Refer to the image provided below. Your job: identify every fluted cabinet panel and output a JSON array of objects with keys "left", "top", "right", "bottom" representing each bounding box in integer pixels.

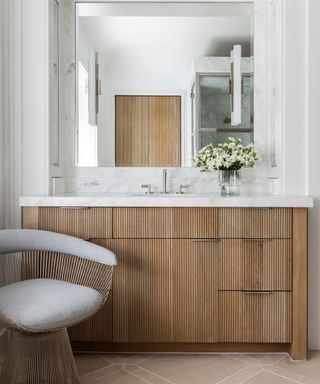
[
  {"left": 113, "top": 208, "right": 169, "bottom": 238},
  {"left": 95, "top": 239, "right": 172, "bottom": 342},
  {"left": 219, "top": 291, "right": 292, "bottom": 343},
  {"left": 38, "top": 207, "right": 112, "bottom": 239},
  {"left": 171, "top": 240, "right": 219, "bottom": 342},
  {"left": 219, "top": 239, "right": 292, "bottom": 291},
  {"left": 170, "top": 208, "right": 218, "bottom": 238},
  {"left": 113, "top": 208, "right": 218, "bottom": 239},
  {"left": 219, "top": 208, "right": 292, "bottom": 238}
]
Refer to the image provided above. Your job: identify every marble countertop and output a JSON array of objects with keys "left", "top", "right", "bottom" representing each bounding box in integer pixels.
[{"left": 19, "top": 193, "right": 314, "bottom": 208}]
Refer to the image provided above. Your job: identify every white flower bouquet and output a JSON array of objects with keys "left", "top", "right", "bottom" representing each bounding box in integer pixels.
[{"left": 193, "top": 137, "right": 260, "bottom": 172}]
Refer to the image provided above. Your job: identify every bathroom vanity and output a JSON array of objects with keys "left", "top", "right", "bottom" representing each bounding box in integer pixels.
[{"left": 20, "top": 194, "right": 313, "bottom": 360}]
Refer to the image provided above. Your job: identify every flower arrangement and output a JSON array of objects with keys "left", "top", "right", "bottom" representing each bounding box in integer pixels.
[{"left": 193, "top": 137, "right": 260, "bottom": 172}]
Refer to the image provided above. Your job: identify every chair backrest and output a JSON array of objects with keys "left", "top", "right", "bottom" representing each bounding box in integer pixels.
[
  {"left": 0, "top": 229, "right": 117, "bottom": 301},
  {"left": 0, "top": 229, "right": 117, "bottom": 266}
]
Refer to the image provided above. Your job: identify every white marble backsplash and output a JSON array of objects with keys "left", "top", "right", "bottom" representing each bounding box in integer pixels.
[{"left": 59, "top": 167, "right": 275, "bottom": 195}]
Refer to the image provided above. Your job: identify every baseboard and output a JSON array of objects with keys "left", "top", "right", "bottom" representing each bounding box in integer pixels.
[{"left": 71, "top": 342, "right": 290, "bottom": 354}]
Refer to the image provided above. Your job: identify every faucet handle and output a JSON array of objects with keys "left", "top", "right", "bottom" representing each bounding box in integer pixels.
[
  {"left": 176, "top": 184, "right": 190, "bottom": 194},
  {"left": 141, "top": 184, "right": 153, "bottom": 195}
]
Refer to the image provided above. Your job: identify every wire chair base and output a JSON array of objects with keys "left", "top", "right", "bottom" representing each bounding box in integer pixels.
[{"left": 0, "top": 328, "right": 79, "bottom": 384}]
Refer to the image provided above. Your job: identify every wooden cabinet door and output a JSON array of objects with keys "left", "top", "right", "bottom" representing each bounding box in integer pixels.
[
  {"left": 148, "top": 96, "right": 181, "bottom": 167},
  {"left": 115, "top": 95, "right": 181, "bottom": 167},
  {"left": 97, "top": 239, "right": 172, "bottom": 343},
  {"left": 37, "top": 207, "right": 112, "bottom": 239},
  {"left": 219, "top": 291, "right": 292, "bottom": 343},
  {"left": 218, "top": 239, "right": 292, "bottom": 291},
  {"left": 115, "top": 96, "right": 149, "bottom": 166},
  {"left": 171, "top": 240, "right": 219, "bottom": 342},
  {"left": 94, "top": 238, "right": 219, "bottom": 344}
]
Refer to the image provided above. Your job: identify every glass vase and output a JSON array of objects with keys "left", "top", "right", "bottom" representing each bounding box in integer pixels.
[{"left": 219, "top": 170, "right": 241, "bottom": 196}]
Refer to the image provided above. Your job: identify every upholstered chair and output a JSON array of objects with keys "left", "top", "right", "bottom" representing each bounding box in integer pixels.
[{"left": 0, "top": 229, "right": 117, "bottom": 384}]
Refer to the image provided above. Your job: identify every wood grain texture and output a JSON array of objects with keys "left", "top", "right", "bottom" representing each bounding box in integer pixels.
[
  {"left": 219, "top": 291, "right": 292, "bottom": 343},
  {"left": 219, "top": 239, "right": 292, "bottom": 291},
  {"left": 113, "top": 208, "right": 218, "bottom": 239},
  {"left": 289, "top": 208, "right": 308, "bottom": 360},
  {"left": 113, "top": 208, "right": 169, "bottom": 238},
  {"left": 38, "top": 207, "right": 112, "bottom": 239},
  {"left": 171, "top": 240, "right": 219, "bottom": 342},
  {"left": 95, "top": 239, "right": 172, "bottom": 343},
  {"left": 95, "top": 239, "right": 219, "bottom": 343},
  {"left": 22, "top": 207, "right": 39, "bottom": 229},
  {"left": 148, "top": 96, "right": 181, "bottom": 167},
  {"left": 115, "top": 96, "right": 149, "bottom": 166},
  {"left": 219, "top": 208, "right": 292, "bottom": 238},
  {"left": 170, "top": 208, "right": 218, "bottom": 238}
]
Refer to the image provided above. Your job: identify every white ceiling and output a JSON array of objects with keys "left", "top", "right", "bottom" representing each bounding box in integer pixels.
[
  {"left": 79, "top": 16, "right": 252, "bottom": 61},
  {"left": 78, "top": 3, "right": 254, "bottom": 17}
]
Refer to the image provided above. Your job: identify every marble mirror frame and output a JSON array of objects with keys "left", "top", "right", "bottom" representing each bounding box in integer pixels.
[{"left": 51, "top": 0, "right": 284, "bottom": 193}]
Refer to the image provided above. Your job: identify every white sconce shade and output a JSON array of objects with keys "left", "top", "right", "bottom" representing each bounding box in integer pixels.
[
  {"left": 88, "top": 47, "right": 98, "bottom": 126},
  {"left": 230, "top": 45, "right": 242, "bottom": 126}
]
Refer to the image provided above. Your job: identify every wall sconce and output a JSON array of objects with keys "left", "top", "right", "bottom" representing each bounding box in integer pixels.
[
  {"left": 88, "top": 47, "right": 101, "bottom": 126},
  {"left": 230, "top": 45, "right": 242, "bottom": 126}
]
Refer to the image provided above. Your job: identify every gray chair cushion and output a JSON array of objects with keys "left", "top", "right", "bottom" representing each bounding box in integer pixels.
[{"left": 0, "top": 279, "right": 103, "bottom": 332}]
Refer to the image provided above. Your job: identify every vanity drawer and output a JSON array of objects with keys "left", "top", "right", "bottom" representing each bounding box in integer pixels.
[
  {"left": 113, "top": 208, "right": 219, "bottom": 239},
  {"left": 219, "top": 239, "right": 292, "bottom": 291},
  {"left": 113, "top": 208, "right": 169, "bottom": 238},
  {"left": 219, "top": 208, "right": 292, "bottom": 238},
  {"left": 38, "top": 207, "right": 113, "bottom": 239},
  {"left": 219, "top": 291, "right": 292, "bottom": 343},
  {"left": 170, "top": 208, "right": 219, "bottom": 238}
]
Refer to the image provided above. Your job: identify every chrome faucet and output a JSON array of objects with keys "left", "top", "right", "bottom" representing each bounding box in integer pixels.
[{"left": 162, "top": 169, "right": 169, "bottom": 194}]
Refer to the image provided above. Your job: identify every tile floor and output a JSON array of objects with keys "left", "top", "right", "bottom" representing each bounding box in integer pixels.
[{"left": 75, "top": 352, "right": 320, "bottom": 384}]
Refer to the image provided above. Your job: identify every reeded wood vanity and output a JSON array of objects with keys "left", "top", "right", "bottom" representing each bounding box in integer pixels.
[{"left": 21, "top": 198, "right": 311, "bottom": 360}]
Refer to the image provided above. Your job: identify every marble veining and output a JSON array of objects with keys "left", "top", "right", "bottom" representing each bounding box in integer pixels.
[{"left": 19, "top": 194, "right": 313, "bottom": 208}]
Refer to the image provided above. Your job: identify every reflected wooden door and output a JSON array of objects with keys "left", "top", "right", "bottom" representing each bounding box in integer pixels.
[{"left": 115, "top": 95, "right": 181, "bottom": 167}]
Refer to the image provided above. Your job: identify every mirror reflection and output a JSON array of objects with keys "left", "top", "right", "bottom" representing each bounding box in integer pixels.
[{"left": 76, "top": 2, "right": 254, "bottom": 167}]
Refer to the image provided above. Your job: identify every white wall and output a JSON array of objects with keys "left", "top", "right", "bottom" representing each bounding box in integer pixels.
[
  {"left": 283, "top": 0, "right": 308, "bottom": 195},
  {"left": 0, "top": 0, "right": 22, "bottom": 229},
  {"left": 21, "top": 0, "right": 50, "bottom": 196},
  {"left": 0, "top": 0, "right": 6, "bottom": 229}
]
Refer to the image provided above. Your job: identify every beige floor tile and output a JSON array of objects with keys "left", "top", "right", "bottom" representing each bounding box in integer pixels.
[
  {"left": 80, "top": 364, "right": 123, "bottom": 384},
  {"left": 243, "top": 371, "right": 300, "bottom": 384},
  {"left": 216, "top": 365, "right": 263, "bottom": 384},
  {"left": 124, "top": 354, "right": 158, "bottom": 366},
  {"left": 246, "top": 354, "right": 289, "bottom": 366},
  {"left": 75, "top": 354, "right": 111, "bottom": 377},
  {"left": 81, "top": 366, "right": 151, "bottom": 384},
  {"left": 265, "top": 365, "right": 320, "bottom": 384},
  {"left": 139, "top": 354, "right": 246, "bottom": 384},
  {"left": 273, "top": 351, "right": 320, "bottom": 383},
  {"left": 124, "top": 365, "right": 175, "bottom": 384},
  {"left": 98, "top": 353, "right": 136, "bottom": 365}
]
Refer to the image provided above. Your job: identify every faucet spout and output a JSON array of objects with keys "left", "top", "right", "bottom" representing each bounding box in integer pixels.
[{"left": 162, "top": 169, "right": 168, "bottom": 194}]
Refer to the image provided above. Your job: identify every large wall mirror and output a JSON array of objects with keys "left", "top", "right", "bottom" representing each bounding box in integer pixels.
[{"left": 76, "top": 2, "right": 254, "bottom": 168}]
